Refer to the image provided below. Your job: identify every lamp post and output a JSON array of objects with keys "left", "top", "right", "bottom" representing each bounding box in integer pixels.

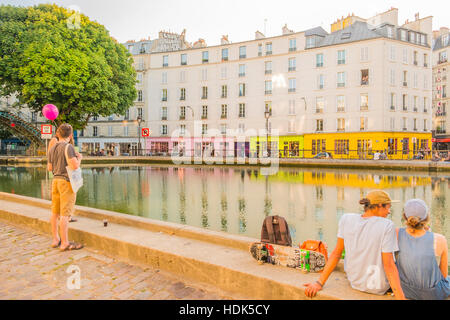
[
  {"left": 136, "top": 115, "right": 142, "bottom": 156},
  {"left": 264, "top": 110, "right": 271, "bottom": 157}
]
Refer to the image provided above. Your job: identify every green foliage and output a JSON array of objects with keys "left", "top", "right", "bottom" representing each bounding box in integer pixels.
[{"left": 0, "top": 4, "right": 137, "bottom": 129}]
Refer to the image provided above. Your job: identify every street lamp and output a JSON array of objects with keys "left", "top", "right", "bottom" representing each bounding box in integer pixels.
[
  {"left": 264, "top": 110, "right": 271, "bottom": 157},
  {"left": 136, "top": 115, "right": 143, "bottom": 156}
]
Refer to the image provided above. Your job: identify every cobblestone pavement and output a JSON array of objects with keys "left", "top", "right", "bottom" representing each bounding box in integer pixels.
[{"left": 0, "top": 220, "right": 236, "bottom": 300}]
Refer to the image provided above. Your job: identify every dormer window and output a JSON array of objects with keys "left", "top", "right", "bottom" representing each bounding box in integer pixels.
[{"left": 387, "top": 26, "right": 393, "bottom": 39}]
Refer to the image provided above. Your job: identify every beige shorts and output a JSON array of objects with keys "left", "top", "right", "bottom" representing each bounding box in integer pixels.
[{"left": 51, "top": 179, "right": 76, "bottom": 217}]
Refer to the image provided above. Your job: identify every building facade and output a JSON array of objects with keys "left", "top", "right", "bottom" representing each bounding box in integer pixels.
[
  {"left": 432, "top": 27, "right": 450, "bottom": 150},
  {"left": 143, "top": 8, "right": 432, "bottom": 159}
]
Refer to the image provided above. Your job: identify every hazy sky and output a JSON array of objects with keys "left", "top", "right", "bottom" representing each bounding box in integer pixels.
[{"left": 1, "top": 0, "right": 449, "bottom": 45}]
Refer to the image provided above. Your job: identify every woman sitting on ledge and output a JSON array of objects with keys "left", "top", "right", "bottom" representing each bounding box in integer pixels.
[{"left": 395, "top": 199, "right": 449, "bottom": 300}]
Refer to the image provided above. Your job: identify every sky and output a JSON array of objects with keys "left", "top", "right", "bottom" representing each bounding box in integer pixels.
[{"left": 1, "top": 0, "right": 449, "bottom": 45}]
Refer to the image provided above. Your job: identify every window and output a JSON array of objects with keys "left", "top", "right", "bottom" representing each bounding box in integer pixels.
[
  {"left": 360, "top": 47, "right": 368, "bottom": 61},
  {"left": 221, "top": 85, "right": 227, "bottom": 98},
  {"left": 288, "top": 57, "right": 296, "bottom": 71},
  {"left": 265, "top": 80, "right": 272, "bottom": 94},
  {"left": 239, "top": 64, "right": 246, "bottom": 77},
  {"left": 337, "top": 50, "right": 346, "bottom": 64},
  {"left": 402, "top": 94, "right": 408, "bottom": 111},
  {"left": 239, "top": 83, "right": 246, "bottom": 97},
  {"left": 390, "top": 93, "right": 396, "bottom": 110},
  {"left": 161, "top": 89, "right": 168, "bottom": 101},
  {"left": 202, "top": 124, "right": 208, "bottom": 135},
  {"left": 316, "top": 119, "right": 323, "bottom": 132},
  {"left": 180, "top": 124, "right": 186, "bottom": 136},
  {"left": 413, "top": 72, "right": 418, "bottom": 88},
  {"left": 402, "top": 48, "right": 408, "bottom": 64},
  {"left": 180, "top": 88, "right": 186, "bottom": 100},
  {"left": 220, "top": 124, "right": 227, "bottom": 135},
  {"left": 161, "top": 106, "right": 167, "bottom": 120},
  {"left": 31, "top": 112, "right": 37, "bottom": 122},
  {"left": 390, "top": 69, "right": 395, "bottom": 85},
  {"left": 222, "top": 48, "right": 228, "bottom": 61},
  {"left": 400, "top": 30, "right": 407, "bottom": 41},
  {"left": 361, "top": 69, "right": 369, "bottom": 85},
  {"left": 424, "top": 119, "right": 427, "bottom": 131},
  {"left": 360, "top": 94, "right": 369, "bottom": 111},
  {"left": 312, "top": 139, "right": 326, "bottom": 155},
  {"left": 266, "top": 43, "right": 272, "bottom": 55},
  {"left": 161, "top": 125, "right": 168, "bottom": 135},
  {"left": 336, "top": 95, "right": 345, "bottom": 112},
  {"left": 93, "top": 126, "right": 98, "bottom": 137},
  {"left": 288, "top": 78, "right": 296, "bottom": 93},
  {"left": 423, "top": 97, "right": 428, "bottom": 112},
  {"left": 239, "top": 103, "right": 246, "bottom": 118},
  {"left": 413, "top": 118, "right": 418, "bottom": 131},
  {"left": 124, "top": 126, "right": 129, "bottom": 137},
  {"left": 258, "top": 44, "right": 262, "bottom": 56},
  {"left": 221, "top": 104, "right": 227, "bottom": 119},
  {"left": 289, "top": 39, "right": 297, "bottom": 51},
  {"left": 316, "top": 97, "right": 324, "bottom": 113},
  {"left": 390, "top": 46, "right": 396, "bottom": 61},
  {"left": 316, "top": 53, "right": 324, "bottom": 67},
  {"left": 288, "top": 100, "right": 296, "bottom": 115},
  {"left": 443, "top": 85, "right": 447, "bottom": 98},
  {"left": 180, "top": 106, "right": 186, "bottom": 119},
  {"left": 403, "top": 71, "right": 408, "bottom": 86},
  {"left": 423, "top": 53, "right": 428, "bottom": 67},
  {"left": 163, "top": 55, "right": 168, "bottom": 67},
  {"left": 162, "top": 72, "right": 167, "bottom": 84},
  {"left": 239, "top": 46, "right": 246, "bottom": 59},
  {"left": 221, "top": 67, "right": 227, "bottom": 79},
  {"left": 337, "top": 72, "right": 346, "bottom": 87},
  {"left": 306, "top": 36, "right": 316, "bottom": 49},
  {"left": 413, "top": 96, "right": 418, "bottom": 112},
  {"left": 337, "top": 118, "right": 345, "bottom": 131},
  {"left": 124, "top": 109, "right": 130, "bottom": 120},
  {"left": 137, "top": 90, "right": 143, "bottom": 102},
  {"left": 202, "top": 105, "right": 208, "bottom": 119},
  {"left": 413, "top": 51, "right": 418, "bottom": 65},
  {"left": 202, "top": 51, "right": 209, "bottom": 63},
  {"left": 387, "top": 26, "right": 393, "bottom": 39},
  {"left": 318, "top": 74, "right": 325, "bottom": 89},
  {"left": 181, "top": 54, "right": 187, "bottom": 65},
  {"left": 238, "top": 123, "right": 245, "bottom": 134},
  {"left": 179, "top": 71, "right": 186, "bottom": 82},
  {"left": 439, "top": 51, "right": 447, "bottom": 64},
  {"left": 137, "top": 73, "right": 143, "bottom": 85},
  {"left": 442, "top": 34, "right": 448, "bottom": 47},
  {"left": 335, "top": 140, "right": 349, "bottom": 155},
  {"left": 265, "top": 61, "right": 272, "bottom": 74},
  {"left": 201, "top": 69, "right": 207, "bottom": 81},
  {"left": 360, "top": 117, "right": 368, "bottom": 131},
  {"left": 138, "top": 107, "right": 143, "bottom": 118},
  {"left": 202, "top": 86, "right": 208, "bottom": 99},
  {"left": 390, "top": 118, "right": 395, "bottom": 131}
]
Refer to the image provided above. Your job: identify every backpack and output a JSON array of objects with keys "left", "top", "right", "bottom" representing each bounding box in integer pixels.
[
  {"left": 299, "top": 240, "right": 329, "bottom": 261},
  {"left": 261, "top": 215, "right": 292, "bottom": 247}
]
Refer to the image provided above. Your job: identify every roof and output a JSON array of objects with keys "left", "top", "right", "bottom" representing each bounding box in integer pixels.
[
  {"left": 304, "top": 26, "right": 328, "bottom": 37},
  {"left": 123, "top": 40, "right": 154, "bottom": 55},
  {"left": 432, "top": 33, "right": 450, "bottom": 51},
  {"left": 314, "top": 21, "right": 383, "bottom": 47}
]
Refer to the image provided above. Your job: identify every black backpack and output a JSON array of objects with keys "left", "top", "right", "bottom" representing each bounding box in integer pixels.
[{"left": 260, "top": 215, "right": 292, "bottom": 247}]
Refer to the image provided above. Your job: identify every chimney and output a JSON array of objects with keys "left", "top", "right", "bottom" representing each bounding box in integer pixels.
[
  {"left": 415, "top": 13, "right": 419, "bottom": 21},
  {"left": 221, "top": 35, "right": 229, "bottom": 45}
]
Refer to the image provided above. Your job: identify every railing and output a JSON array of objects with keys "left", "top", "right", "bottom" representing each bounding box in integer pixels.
[{"left": 117, "top": 148, "right": 437, "bottom": 161}]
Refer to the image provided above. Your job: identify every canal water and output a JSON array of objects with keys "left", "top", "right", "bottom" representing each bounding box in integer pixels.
[{"left": 0, "top": 165, "right": 448, "bottom": 260}]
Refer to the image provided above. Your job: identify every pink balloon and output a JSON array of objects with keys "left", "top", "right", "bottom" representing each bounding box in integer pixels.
[{"left": 42, "top": 104, "right": 59, "bottom": 121}]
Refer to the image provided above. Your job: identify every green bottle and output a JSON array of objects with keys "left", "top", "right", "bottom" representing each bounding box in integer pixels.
[{"left": 341, "top": 249, "right": 346, "bottom": 260}]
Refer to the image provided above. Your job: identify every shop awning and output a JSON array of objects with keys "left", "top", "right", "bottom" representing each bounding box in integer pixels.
[{"left": 432, "top": 138, "right": 450, "bottom": 143}]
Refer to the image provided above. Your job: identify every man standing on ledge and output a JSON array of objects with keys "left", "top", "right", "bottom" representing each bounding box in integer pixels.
[{"left": 47, "top": 123, "right": 83, "bottom": 251}]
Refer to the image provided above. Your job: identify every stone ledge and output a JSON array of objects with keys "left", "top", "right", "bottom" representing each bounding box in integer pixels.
[{"left": 0, "top": 192, "right": 393, "bottom": 300}]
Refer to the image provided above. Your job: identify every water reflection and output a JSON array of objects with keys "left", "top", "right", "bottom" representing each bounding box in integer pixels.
[{"left": 0, "top": 165, "right": 448, "bottom": 260}]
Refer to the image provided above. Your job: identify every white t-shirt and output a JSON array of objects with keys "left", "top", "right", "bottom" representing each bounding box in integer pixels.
[{"left": 337, "top": 214, "right": 399, "bottom": 295}]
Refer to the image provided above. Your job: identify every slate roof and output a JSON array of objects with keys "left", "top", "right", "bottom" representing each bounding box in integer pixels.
[
  {"left": 432, "top": 33, "right": 450, "bottom": 51},
  {"left": 314, "top": 21, "right": 383, "bottom": 48},
  {"left": 123, "top": 40, "right": 154, "bottom": 55}
]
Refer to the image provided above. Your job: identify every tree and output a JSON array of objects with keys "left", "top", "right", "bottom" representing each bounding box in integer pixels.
[{"left": 0, "top": 4, "right": 137, "bottom": 130}]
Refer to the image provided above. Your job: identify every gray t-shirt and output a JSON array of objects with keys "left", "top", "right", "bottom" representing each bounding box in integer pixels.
[
  {"left": 337, "top": 213, "right": 399, "bottom": 295},
  {"left": 48, "top": 142, "right": 77, "bottom": 182}
]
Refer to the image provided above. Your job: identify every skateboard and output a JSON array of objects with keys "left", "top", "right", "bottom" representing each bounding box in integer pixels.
[{"left": 250, "top": 242, "right": 326, "bottom": 273}]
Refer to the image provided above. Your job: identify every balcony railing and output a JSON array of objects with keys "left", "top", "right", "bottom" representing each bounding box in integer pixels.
[
  {"left": 265, "top": 70, "right": 272, "bottom": 75},
  {"left": 180, "top": 96, "right": 185, "bottom": 101},
  {"left": 222, "top": 57, "right": 228, "bottom": 62},
  {"left": 266, "top": 51, "right": 272, "bottom": 55},
  {"left": 239, "top": 73, "right": 245, "bottom": 77},
  {"left": 402, "top": 106, "right": 408, "bottom": 111},
  {"left": 201, "top": 95, "right": 208, "bottom": 100},
  {"left": 288, "top": 88, "right": 296, "bottom": 93},
  {"left": 239, "top": 55, "right": 246, "bottom": 59},
  {"left": 403, "top": 81, "right": 408, "bottom": 87},
  {"left": 179, "top": 115, "right": 185, "bottom": 120},
  {"left": 201, "top": 115, "right": 208, "bottom": 120},
  {"left": 316, "top": 109, "right": 323, "bottom": 114},
  {"left": 289, "top": 47, "right": 297, "bottom": 52},
  {"left": 288, "top": 67, "right": 296, "bottom": 72},
  {"left": 265, "top": 90, "right": 272, "bottom": 95},
  {"left": 161, "top": 116, "right": 167, "bottom": 121},
  {"left": 221, "top": 114, "right": 227, "bottom": 119},
  {"left": 413, "top": 107, "right": 418, "bottom": 112},
  {"left": 390, "top": 106, "right": 395, "bottom": 111},
  {"left": 161, "top": 97, "right": 167, "bottom": 102},
  {"left": 360, "top": 105, "right": 369, "bottom": 111}
]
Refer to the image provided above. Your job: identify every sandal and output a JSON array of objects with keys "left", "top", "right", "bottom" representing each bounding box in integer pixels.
[
  {"left": 60, "top": 242, "right": 84, "bottom": 251},
  {"left": 51, "top": 240, "right": 61, "bottom": 248}
]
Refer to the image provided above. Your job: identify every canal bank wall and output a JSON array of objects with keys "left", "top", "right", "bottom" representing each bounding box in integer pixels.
[
  {"left": 0, "top": 192, "right": 393, "bottom": 300},
  {"left": 1, "top": 155, "right": 450, "bottom": 172}
]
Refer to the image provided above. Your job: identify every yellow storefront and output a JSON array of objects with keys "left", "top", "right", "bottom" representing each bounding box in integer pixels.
[{"left": 303, "top": 132, "right": 432, "bottom": 160}]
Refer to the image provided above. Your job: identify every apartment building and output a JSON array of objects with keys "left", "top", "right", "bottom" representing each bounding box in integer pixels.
[
  {"left": 144, "top": 8, "right": 432, "bottom": 159},
  {"left": 432, "top": 27, "right": 450, "bottom": 150}
]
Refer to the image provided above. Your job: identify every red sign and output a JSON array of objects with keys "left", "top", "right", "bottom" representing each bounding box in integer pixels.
[
  {"left": 141, "top": 128, "right": 150, "bottom": 137},
  {"left": 41, "top": 124, "right": 52, "bottom": 134}
]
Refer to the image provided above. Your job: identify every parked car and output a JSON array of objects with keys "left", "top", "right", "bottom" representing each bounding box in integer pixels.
[{"left": 313, "top": 152, "right": 333, "bottom": 159}]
